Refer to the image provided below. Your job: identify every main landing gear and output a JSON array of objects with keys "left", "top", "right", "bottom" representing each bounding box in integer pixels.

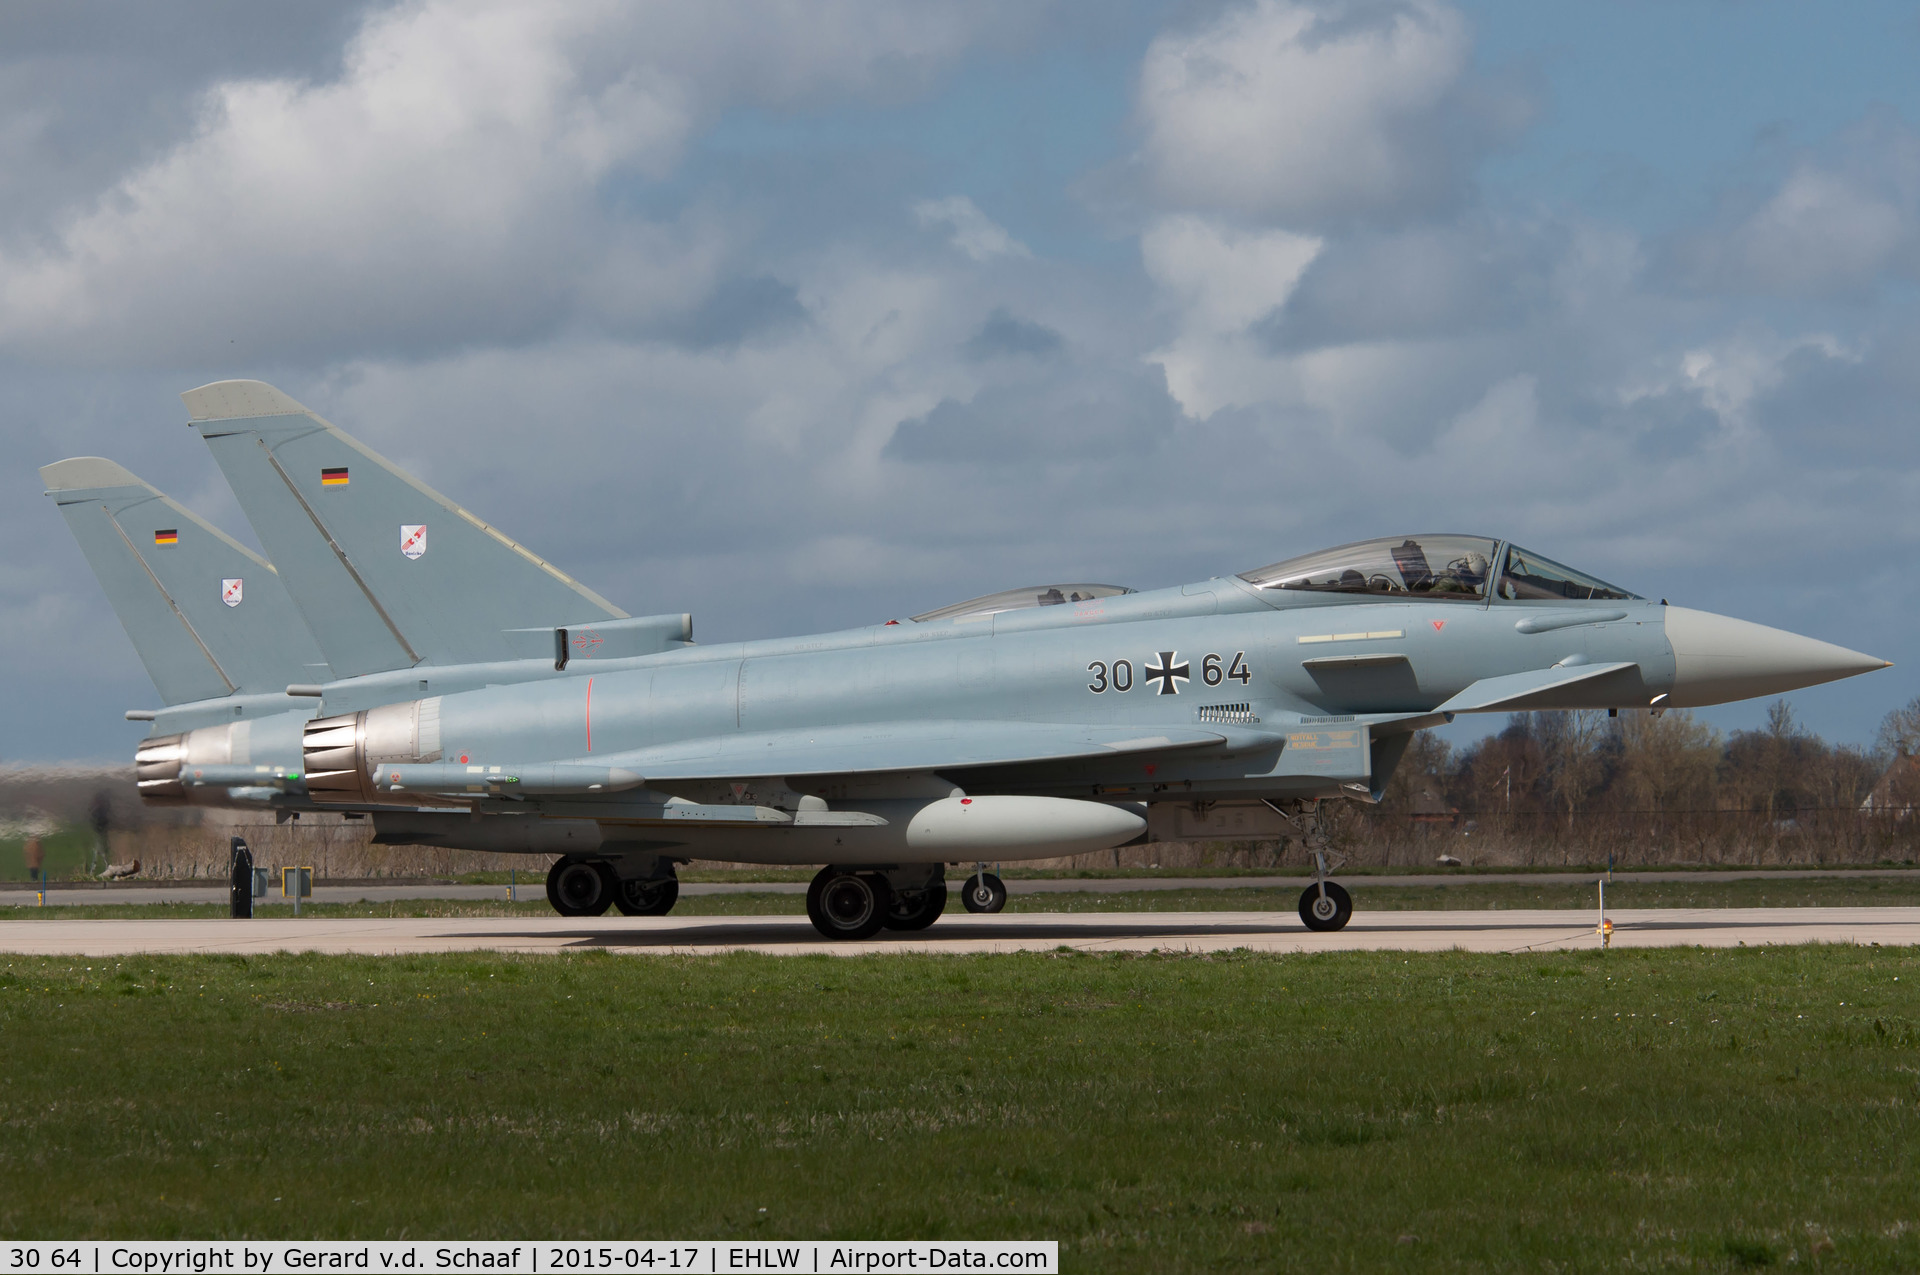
[
  {"left": 805, "top": 866, "right": 950, "bottom": 939},
  {"left": 545, "top": 856, "right": 679, "bottom": 918}
]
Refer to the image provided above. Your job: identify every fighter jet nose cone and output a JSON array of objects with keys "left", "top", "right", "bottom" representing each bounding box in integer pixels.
[{"left": 1664, "top": 606, "right": 1891, "bottom": 708}]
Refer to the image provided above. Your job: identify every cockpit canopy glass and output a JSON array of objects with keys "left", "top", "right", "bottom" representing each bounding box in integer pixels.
[
  {"left": 1498, "top": 545, "right": 1639, "bottom": 601},
  {"left": 1239, "top": 535, "right": 1498, "bottom": 600},
  {"left": 911, "top": 583, "right": 1135, "bottom": 624}
]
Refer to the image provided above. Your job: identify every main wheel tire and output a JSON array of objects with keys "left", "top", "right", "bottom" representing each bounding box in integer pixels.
[
  {"left": 961, "top": 871, "right": 1007, "bottom": 914},
  {"left": 547, "top": 857, "right": 614, "bottom": 917},
  {"left": 805, "top": 869, "right": 892, "bottom": 940},
  {"left": 612, "top": 874, "right": 679, "bottom": 917},
  {"left": 1298, "top": 881, "right": 1353, "bottom": 932},
  {"left": 883, "top": 881, "right": 948, "bottom": 931}
]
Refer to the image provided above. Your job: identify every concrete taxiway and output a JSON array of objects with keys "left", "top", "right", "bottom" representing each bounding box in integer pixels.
[
  {"left": 0, "top": 907, "right": 1915, "bottom": 957},
  {"left": 4, "top": 867, "right": 1914, "bottom": 908}
]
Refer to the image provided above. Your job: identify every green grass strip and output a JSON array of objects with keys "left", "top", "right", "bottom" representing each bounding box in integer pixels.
[{"left": 0, "top": 947, "right": 1916, "bottom": 1270}]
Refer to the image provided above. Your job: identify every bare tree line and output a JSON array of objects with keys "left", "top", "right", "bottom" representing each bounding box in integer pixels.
[{"left": 1337, "top": 697, "right": 1920, "bottom": 869}]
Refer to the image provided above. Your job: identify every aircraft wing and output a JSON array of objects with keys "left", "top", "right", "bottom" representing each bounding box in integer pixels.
[
  {"left": 1435, "top": 662, "right": 1639, "bottom": 714},
  {"left": 602, "top": 720, "right": 1230, "bottom": 781}
]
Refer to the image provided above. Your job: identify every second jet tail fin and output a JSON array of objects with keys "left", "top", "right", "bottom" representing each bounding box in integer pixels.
[
  {"left": 41, "top": 457, "right": 332, "bottom": 704},
  {"left": 183, "top": 381, "right": 627, "bottom": 679}
]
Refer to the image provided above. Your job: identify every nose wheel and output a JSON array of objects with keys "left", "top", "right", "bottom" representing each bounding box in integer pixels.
[{"left": 1298, "top": 880, "right": 1352, "bottom": 931}]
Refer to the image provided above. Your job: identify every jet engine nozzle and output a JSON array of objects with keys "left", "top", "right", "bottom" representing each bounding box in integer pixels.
[
  {"left": 1664, "top": 606, "right": 1890, "bottom": 708},
  {"left": 133, "top": 724, "right": 306, "bottom": 805},
  {"left": 133, "top": 734, "right": 188, "bottom": 803},
  {"left": 302, "top": 700, "right": 465, "bottom": 807}
]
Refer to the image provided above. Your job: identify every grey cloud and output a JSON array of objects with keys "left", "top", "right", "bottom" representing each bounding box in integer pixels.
[
  {"left": 884, "top": 364, "right": 1179, "bottom": 462},
  {"left": 1256, "top": 221, "right": 1554, "bottom": 349},
  {"left": 0, "top": 2, "right": 369, "bottom": 227},
  {"left": 1602, "top": 389, "right": 1724, "bottom": 465},
  {"left": 1671, "top": 108, "right": 1920, "bottom": 299},
  {"left": 659, "top": 276, "right": 811, "bottom": 349},
  {"left": 1753, "top": 334, "right": 1920, "bottom": 465},
  {"left": 964, "top": 308, "right": 1065, "bottom": 360}
]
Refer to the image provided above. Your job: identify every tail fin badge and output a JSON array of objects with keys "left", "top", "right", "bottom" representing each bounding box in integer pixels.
[
  {"left": 401, "top": 524, "right": 427, "bottom": 560},
  {"left": 321, "top": 467, "right": 349, "bottom": 486},
  {"left": 153, "top": 529, "right": 178, "bottom": 546},
  {"left": 222, "top": 578, "right": 243, "bottom": 608}
]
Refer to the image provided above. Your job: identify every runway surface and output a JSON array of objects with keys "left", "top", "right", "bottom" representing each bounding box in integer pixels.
[
  {"left": 4, "top": 866, "right": 1913, "bottom": 907},
  {"left": 1, "top": 907, "right": 1916, "bottom": 956}
]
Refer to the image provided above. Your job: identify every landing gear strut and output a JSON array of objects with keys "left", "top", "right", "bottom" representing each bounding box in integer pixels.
[{"left": 1265, "top": 799, "right": 1353, "bottom": 932}]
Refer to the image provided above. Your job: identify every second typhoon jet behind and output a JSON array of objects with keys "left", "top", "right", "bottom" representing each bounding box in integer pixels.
[{"left": 57, "top": 381, "right": 1891, "bottom": 938}]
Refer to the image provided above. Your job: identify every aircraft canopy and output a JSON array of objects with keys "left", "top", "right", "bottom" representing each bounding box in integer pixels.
[
  {"left": 1495, "top": 544, "right": 1639, "bottom": 601},
  {"left": 1240, "top": 535, "right": 1638, "bottom": 602},
  {"left": 912, "top": 583, "right": 1135, "bottom": 623}
]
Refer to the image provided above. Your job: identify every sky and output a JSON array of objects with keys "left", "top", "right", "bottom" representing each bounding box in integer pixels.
[{"left": 2, "top": 0, "right": 1916, "bottom": 761}]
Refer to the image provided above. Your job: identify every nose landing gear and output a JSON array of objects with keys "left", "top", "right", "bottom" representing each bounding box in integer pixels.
[{"left": 1265, "top": 799, "right": 1354, "bottom": 933}]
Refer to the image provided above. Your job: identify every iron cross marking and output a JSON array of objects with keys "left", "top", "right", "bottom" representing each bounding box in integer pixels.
[{"left": 1145, "top": 651, "right": 1190, "bottom": 695}]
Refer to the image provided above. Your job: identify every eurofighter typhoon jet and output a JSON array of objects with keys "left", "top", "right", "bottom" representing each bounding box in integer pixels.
[{"left": 45, "top": 381, "right": 1892, "bottom": 938}]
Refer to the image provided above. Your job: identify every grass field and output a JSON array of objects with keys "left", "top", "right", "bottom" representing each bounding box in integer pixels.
[
  {"left": 7, "top": 874, "right": 1920, "bottom": 921},
  {"left": 2, "top": 945, "right": 1917, "bottom": 1270}
]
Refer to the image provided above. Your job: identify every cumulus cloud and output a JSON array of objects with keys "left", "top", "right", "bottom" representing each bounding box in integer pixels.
[
  {"left": 0, "top": 0, "right": 1044, "bottom": 364},
  {"left": 1139, "top": 214, "right": 1320, "bottom": 416},
  {"left": 1135, "top": 0, "right": 1512, "bottom": 225},
  {"left": 913, "top": 195, "right": 1032, "bottom": 261}
]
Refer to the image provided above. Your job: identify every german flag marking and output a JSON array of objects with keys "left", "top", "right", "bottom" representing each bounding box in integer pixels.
[
  {"left": 153, "top": 529, "right": 178, "bottom": 546},
  {"left": 321, "top": 467, "right": 349, "bottom": 486}
]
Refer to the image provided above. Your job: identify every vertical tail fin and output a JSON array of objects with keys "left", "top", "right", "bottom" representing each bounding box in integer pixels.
[
  {"left": 41, "top": 457, "right": 331, "bottom": 704},
  {"left": 183, "top": 380, "right": 627, "bottom": 679}
]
